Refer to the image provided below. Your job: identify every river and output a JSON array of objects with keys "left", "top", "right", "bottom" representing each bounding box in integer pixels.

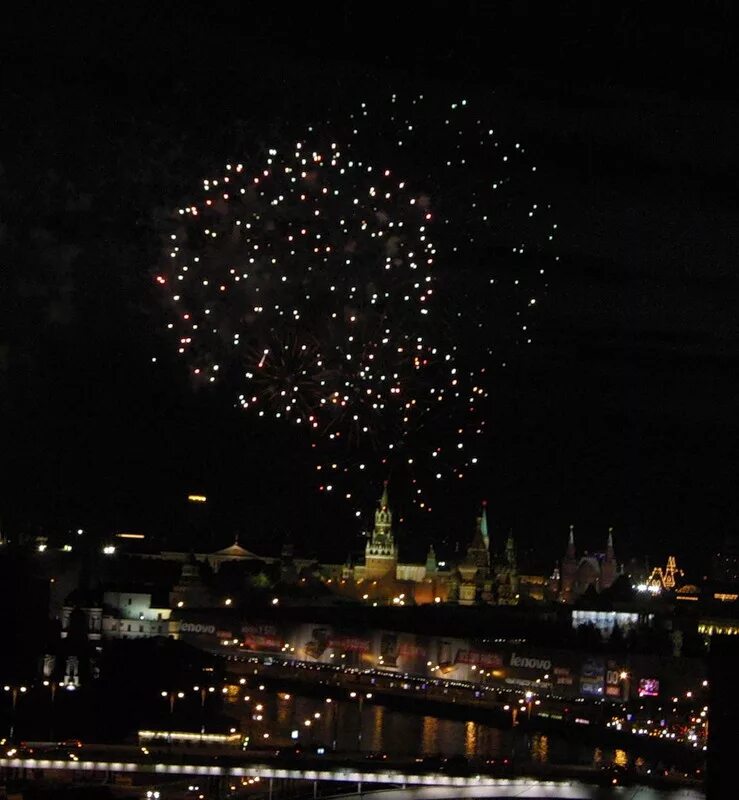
[{"left": 229, "top": 690, "right": 637, "bottom": 770}]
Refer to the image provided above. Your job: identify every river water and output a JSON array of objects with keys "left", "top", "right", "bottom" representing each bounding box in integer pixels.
[{"left": 229, "top": 691, "right": 629, "bottom": 769}]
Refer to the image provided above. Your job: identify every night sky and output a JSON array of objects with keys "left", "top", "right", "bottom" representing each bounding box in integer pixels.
[{"left": 3, "top": 3, "right": 738, "bottom": 573}]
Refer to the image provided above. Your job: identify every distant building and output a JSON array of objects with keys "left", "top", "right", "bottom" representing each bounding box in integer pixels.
[
  {"left": 571, "top": 609, "right": 652, "bottom": 639},
  {"left": 141, "top": 537, "right": 266, "bottom": 572},
  {"left": 455, "top": 503, "right": 520, "bottom": 606},
  {"left": 61, "top": 588, "right": 103, "bottom": 641},
  {"left": 354, "top": 482, "right": 399, "bottom": 581},
  {"left": 327, "top": 483, "right": 451, "bottom": 604},
  {"left": 332, "top": 487, "right": 519, "bottom": 607},
  {"left": 62, "top": 589, "right": 175, "bottom": 640},
  {"left": 169, "top": 554, "right": 212, "bottom": 609},
  {"left": 101, "top": 590, "right": 173, "bottom": 638},
  {"left": 556, "top": 526, "right": 621, "bottom": 602}
]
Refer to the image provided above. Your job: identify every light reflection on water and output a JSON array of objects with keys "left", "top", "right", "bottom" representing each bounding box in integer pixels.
[
  {"left": 237, "top": 692, "right": 629, "bottom": 766},
  {"left": 531, "top": 733, "right": 548, "bottom": 763},
  {"left": 370, "top": 705, "right": 385, "bottom": 752},
  {"left": 421, "top": 716, "right": 437, "bottom": 755},
  {"left": 464, "top": 721, "right": 476, "bottom": 758}
]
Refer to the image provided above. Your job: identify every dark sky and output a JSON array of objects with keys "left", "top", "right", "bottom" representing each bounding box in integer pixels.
[{"left": 3, "top": 2, "right": 738, "bottom": 574}]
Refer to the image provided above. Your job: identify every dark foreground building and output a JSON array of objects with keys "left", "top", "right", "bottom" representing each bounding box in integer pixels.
[{"left": 707, "top": 634, "right": 739, "bottom": 797}]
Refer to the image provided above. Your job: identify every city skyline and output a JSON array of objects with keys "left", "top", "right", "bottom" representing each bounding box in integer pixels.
[
  {"left": 3, "top": 7, "right": 737, "bottom": 598},
  {"left": 5, "top": 6, "right": 739, "bottom": 795}
]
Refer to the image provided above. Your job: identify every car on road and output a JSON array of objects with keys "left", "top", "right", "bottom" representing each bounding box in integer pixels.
[
  {"left": 415, "top": 754, "right": 443, "bottom": 771},
  {"left": 598, "top": 764, "right": 635, "bottom": 787},
  {"left": 440, "top": 755, "right": 470, "bottom": 776},
  {"left": 482, "top": 757, "right": 513, "bottom": 776},
  {"left": 275, "top": 743, "right": 329, "bottom": 759}
]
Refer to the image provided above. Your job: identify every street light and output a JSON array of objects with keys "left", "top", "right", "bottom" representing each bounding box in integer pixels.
[
  {"left": 349, "top": 692, "right": 372, "bottom": 752},
  {"left": 192, "top": 685, "right": 216, "bottom": 735},
  {"left": 192, "top": 685, "right": 216, "bottom": 707},
  {"left": 525, "top": 691, "right": 535, "bottom": 720},
  {"left": 42, "top": 680, "right": 58, "bottom": 701},
  {"left": 42, "top": 680, "right": 61, "bottom": 740},
  {"left": 3, "top": 685, "right": 28, "bottom": 740},
  {"left": 324, "top": 698, "right": 338, "bottom": 751},
  {"left": 160, "top": 690, "right": 186, "bottom": 745},
  {"left": 160, "top": 690, "right": 185, "bottom": 715}
]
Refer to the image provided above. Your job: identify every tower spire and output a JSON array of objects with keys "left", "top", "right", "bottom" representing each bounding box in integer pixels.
[
  {"left": 364, "top": 479, "right": 397, "bottom": 579},
  {"left": 480, "top": 500, "right": 490, "bottom": 550},
  {"left": 371, "top": 481, "right": 393, "bottom": 545},
  {"left": 602, "top": 527, "right": 617, "bottom": 589},
  {"left": 566, "top": 524, "right": 575, "bottom": 558},
  {"left": 425, "top": 544, "right": 438, "bottom": 574},
  {"left": 506, "top": 528, "right": 516, "bottom": 566},
  {"left": 559, "top": 524, "right": 577, "bottom": 603}
]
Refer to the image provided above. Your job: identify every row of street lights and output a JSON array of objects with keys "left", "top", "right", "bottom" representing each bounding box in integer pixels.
[
  {"left": 159, "top": 685, "right": 228, "bottom": 738},
  {"left": 3, "top": 681, "right": 77, "bottom": 741}
]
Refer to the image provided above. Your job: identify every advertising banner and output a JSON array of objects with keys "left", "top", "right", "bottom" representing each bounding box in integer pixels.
[
  {"left": 291, "top": 624, "right": 373, "bottom": 667},
  {"left": 638, "top": 677, "right": 660, "bottom": 697},
  {"left": 241, "top": 622, "right": 283, "bottom": 653},
  {"left": 175, "top": 611, "right": 681, "bottom": 705},
  {"left": 499, "top": 649, "right": 579, "bottom": 698},
  {"left": 580, "top": 656, "right": 605, "bottom": 697},
  {"left": 605, "top": 659, "right": 628, "bottom": 700}
]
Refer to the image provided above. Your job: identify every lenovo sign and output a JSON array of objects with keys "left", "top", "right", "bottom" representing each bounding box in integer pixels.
[
  {"left": 180, "top": 622, "right": 216, "bottom": 635},
  {"left": 510, "top": 652, "right": 552, "bottom": 671}
]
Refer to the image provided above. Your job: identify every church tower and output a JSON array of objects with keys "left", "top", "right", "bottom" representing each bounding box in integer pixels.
[
  {"left": 467, "top": 505, "right": 491, "bottom": 570},
  {"left": 495, "top": 531, "right": 519, "bottom": 605},
  {"left": 600, "top": 527, "right": 617, "bottom": 589},
  {"left": 480, "top": 501, "right": 490, "bottom": 551},
  {"left": 364, "top": 481, "right": 398, "bottom": 580},
  {"left": 560, "top": 525, "right": 577, "bottom": 602},
  {"left": 455, "top": 503, "right": 492, "bottom": 605},
  {"left": 425, "top": 545, "right": 438, "bottom": 575}
]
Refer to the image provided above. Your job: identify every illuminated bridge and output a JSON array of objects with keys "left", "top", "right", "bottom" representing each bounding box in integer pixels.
[{"left": 0, "top": 757, "right": 703, "bottom": 799}]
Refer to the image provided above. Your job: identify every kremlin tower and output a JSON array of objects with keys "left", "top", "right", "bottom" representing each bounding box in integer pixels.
[{"left": 363, "top": 481, "right": 398, "bottom": 580}]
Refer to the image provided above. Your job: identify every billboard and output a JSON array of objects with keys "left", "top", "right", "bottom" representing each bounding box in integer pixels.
[
  {"left": 174, "top": 610, "right": 673, "bottom": 703},
  {"left": 293, "top": 624, "right": 373, "bottom": 667},
  {"left": 499, "top": 649, "right": 578, "bottom": 698},
  {"left": 638, "top": 678, "right": 660, "bottom": 697},
  {"left": 580, "top": 656, "right": 605, "bottom": 697},
  {"left": 241, "top": 622, "right": 283, "bottom": 653},
  {"left": 605, "top": 659, "right": 628, "bottom": 700}
]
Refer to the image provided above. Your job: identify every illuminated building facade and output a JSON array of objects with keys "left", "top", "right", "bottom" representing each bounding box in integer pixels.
[
  {"left": 334, "top": 483, "right": 451, "bottom": 604},
  {"left": 337, "top": 487, "right": 519, "bottom": 606},
  {"left": 355, "top": 482, "right": 398, "bottom": 581},
  {"left": 454, "top": 503, "right": 519, "bottom": 605},
  {"left": 62, "top": 590, "right": 174, "bottom": 640},
  {"left": 557, "top": 526, "right": 620, "bottom": 602}
]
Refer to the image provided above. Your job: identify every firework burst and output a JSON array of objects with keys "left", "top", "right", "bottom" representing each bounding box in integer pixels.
[{"left": 157, "top": 93, "right": 555, "bottom": 514}]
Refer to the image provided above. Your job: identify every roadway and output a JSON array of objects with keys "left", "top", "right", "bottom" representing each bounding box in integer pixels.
[
  {"left": 0, "top": 747, "right": 705, "bottom": 799},
  {"left": 329, "top": 786, "right": 704, "bottom": 800},
  {"left": 225, "top": 657, "right": 705, "bottom": 767},
  {"left": 0, "top": 756, "right": 705, "bottom": 799}
]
